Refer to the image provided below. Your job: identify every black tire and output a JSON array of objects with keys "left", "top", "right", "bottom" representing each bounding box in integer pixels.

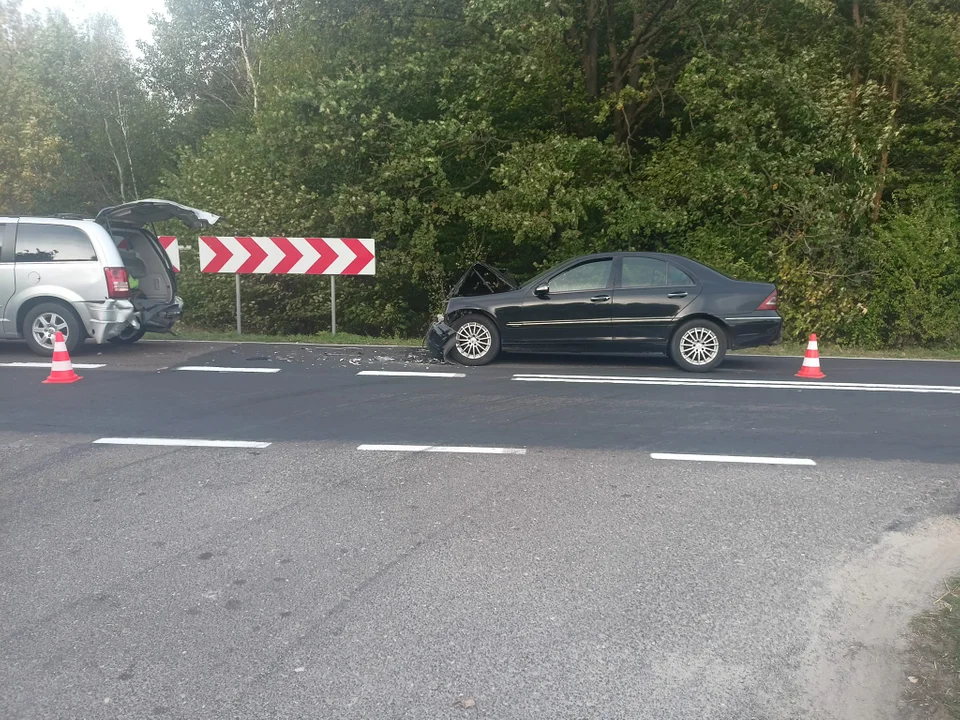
[
  {"left": 22, "top": 302, "right": 84, "bottom": 356},
  {"left": 109, "top": 326, "right": 146, "bottom": 345},
  {"left": 669, "top": 318, "right": 727, "bottom": 373},
  {"left": 449, "top": 314, "right": 501, "bottom": 366}
]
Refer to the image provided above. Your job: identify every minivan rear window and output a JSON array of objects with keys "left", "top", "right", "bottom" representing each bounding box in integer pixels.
[{"left": 15, "top": 224, "right": 98, "bottom": 262}]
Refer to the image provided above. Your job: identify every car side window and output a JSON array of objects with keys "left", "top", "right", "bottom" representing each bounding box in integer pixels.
[
  {"left": 548, "top": 259, "right": 613, "bottom": 293},
  {"left": 0, "top": 223, "right": 5, "bottom": 259},
  {"left": 668, "top": 264, "right": 696, "bottom": 286},
  {"left": 15, "top": 224, "right": 98, "bottom": 263},
  {"left": 620, "top": 257, "right": 668, "bottom": 288}
]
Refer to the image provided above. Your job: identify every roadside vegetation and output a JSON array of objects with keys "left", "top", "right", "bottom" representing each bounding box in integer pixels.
[
  {"left": 3, "top": 0, "right": 960, "bottom": 349},
  {"left": 903, "top": 578, "right": 960, "bottom": 718}
]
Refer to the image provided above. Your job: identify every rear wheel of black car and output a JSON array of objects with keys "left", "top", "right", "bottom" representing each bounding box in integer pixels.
[
  {"left": 670, "top": 319, "right": 727, "bottom": 372},
  {"left": 108, "top": 326, "right": 146, "bottom": 345},
  {"left": 450, "top": 314, "right": 500, "bottom": 366}
]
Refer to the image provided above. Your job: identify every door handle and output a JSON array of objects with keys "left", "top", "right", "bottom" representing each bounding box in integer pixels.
[
  {"left": 667, "top": 291, "right": 688, "bottom": 299},
  {"left": 590, "top": 295, "right": 611, "bottom": 302}
]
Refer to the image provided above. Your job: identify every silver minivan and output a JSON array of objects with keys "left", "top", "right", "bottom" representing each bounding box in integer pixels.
[{"left": 0, "top": 200, "right": 218, "bottom": 355}]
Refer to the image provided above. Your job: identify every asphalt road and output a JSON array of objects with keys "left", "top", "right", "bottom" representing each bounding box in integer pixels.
[{"left": 2, "top": 339, "right": 960, "bottom": 719}]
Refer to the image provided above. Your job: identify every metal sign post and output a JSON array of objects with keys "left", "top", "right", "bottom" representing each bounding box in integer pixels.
[
  {"left": 235, "top": 274, "right": 242, "bottom": 335},
  {"left": 330, "top": 276, "right": 337, "bottom": 335}
]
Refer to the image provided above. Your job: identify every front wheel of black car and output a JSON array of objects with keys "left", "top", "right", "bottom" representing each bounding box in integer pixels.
[
  {"left": 670, "top": 319, "right": 727, "bottom": 372},
  {"left": 450, "top": 314, "right": 500, "bottom": 366}
]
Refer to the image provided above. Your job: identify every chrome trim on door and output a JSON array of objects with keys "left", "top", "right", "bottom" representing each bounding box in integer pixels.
[
  {"left": 724, "top": 316, "right": 783, "bottom": 323},
  {"left": 505, "top": 319, "right": 610, "bottom": 328}
]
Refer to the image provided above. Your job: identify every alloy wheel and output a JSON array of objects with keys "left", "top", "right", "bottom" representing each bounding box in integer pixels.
[
  {"left": 31, "top": 312, "right": 69, "bottom": 351},
  {"left": 679, "top": 326, "right": 720, "bottom": 366},
  {"left": 455, "top": 321, "right": 492, "bottom": 360}
]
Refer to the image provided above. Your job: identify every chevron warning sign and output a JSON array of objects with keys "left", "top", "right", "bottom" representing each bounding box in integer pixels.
[
  {"left": 158, "top": 236, "right": 180, "bottom": 273},
  {"left": 198, "top": 237, "right": 375, "bottom": 275}
]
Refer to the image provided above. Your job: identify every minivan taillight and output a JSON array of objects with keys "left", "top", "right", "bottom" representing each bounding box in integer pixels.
[
  {"left": 757, "top": 289, "right": 778, "bottom": 311},
  {"left": 105, "top": 267, "right": 130, "bottom": 298}
]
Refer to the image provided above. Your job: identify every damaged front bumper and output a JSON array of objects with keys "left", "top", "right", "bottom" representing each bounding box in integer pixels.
[
  {"left": 85, "top": 299, "right": 136, "bottom": 343},
  {"left": 425, "top": 320, "right": 455, "bottom": 358}
]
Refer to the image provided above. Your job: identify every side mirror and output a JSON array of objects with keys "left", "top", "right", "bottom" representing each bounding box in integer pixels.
[{"left": 535, "top": 284, "right": 550, "bottom": 297}]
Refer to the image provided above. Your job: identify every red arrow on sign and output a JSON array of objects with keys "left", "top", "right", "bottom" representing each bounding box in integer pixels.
[
  {"left": 235, "top": 236, "right": 269, "bottom": 274},
  {"left": 270, "top": 237, "right": 302, "bottom": 274},
  {"left": 341, "top": 238, "right": 375, "bottom": 275},
  {"left": 305, "top": 238, "right": 338, "bottom": 274},
  {"left": 200, "top": 236, "right": 232, "bottom": 273}
]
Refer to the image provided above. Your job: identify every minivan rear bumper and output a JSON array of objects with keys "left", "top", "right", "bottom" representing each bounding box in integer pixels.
[
  {"left": 140, "top": 296, "right": 184, "bottom": 333},
  {"left": 84, "top": 299, "right": 136, "bottom": 343}
]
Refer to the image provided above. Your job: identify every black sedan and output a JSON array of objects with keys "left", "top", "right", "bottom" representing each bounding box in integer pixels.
[{"left": 426, "top": 252, "right": 782, "bottom": 372}]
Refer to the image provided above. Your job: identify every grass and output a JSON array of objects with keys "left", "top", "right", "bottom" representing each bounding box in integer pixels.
[
  {"left": 902, "top": 578, "right": 960, "bottom": 719},
  {"left": 145, "top": 327, "right": 421, "bottom": 347}
]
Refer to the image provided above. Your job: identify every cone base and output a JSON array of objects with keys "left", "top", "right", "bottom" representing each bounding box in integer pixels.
[
  {"left": 795, "top": 368, "right": 825, "bottom": 379},
  {"left": 43, "top": 374, "right": 82, "bottom": 384}
]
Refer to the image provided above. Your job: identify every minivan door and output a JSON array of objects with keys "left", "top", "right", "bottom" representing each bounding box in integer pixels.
[{"left": 0, "top": 222, "right": 16, "bottom": 337}]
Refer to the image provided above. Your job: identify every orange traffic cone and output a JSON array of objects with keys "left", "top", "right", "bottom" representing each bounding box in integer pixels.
[
  {"left": 795, "top": 334, "right": 825, "bottom": 379},
  {"left": 43, "top": 332, "right": 82, "bottom": 384}
]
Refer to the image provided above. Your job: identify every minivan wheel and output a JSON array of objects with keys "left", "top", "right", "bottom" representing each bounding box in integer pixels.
[
  {"left": 449, "top": 314, "right": 500, "bottom": 366},
  {"left": 669, "top": 319, "right": 727, "bottom": 372},
  {"left": 109, "top": 326, "right": 146, "bottom": 344},
  {"left": 23, "top": 302, "right": 84, "bottom": 356}
]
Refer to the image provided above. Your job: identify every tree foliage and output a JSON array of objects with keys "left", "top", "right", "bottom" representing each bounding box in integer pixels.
[{"left": 3, "top": 0, "right": 960, "bottom": 344}]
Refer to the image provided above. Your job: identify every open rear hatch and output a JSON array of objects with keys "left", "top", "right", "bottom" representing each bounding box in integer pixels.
[
  {"left": 95, "top": 199, "right": 220, "bottom": 229},
  {"left": 95, "top": 200, "right": 220, "bottom": 334}
]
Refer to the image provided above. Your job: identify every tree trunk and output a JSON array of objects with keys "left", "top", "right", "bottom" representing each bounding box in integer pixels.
[
  {"left": 850, "top": 0, "right": 864, "bottom": 107},
  {"left": 872, "top": 6, "right": 905, "bottom": 223},
  {"left": 116, "top": 89, "right": 139, "bottom": 199},
  {"left": 238, "top": 17, "right": 259, "bottom": 112},
  {"left": 103, "top": 117, "right": 126, "bottom": 202},
  {"left": 582, "top": 0, "right": 600, "bottom": 98},
  {"left": 606, "top": 0, "right": 627, "bottom": 142}
]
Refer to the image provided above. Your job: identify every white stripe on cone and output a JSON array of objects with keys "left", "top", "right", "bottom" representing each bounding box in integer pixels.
[
  {"left": 802, "top": 356, "right": 821, "bottom": 367},
  {"left": 50, "top": 360, "right": 74, "bottom": 372}
]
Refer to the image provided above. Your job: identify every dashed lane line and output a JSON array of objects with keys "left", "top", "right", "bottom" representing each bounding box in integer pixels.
[
  {"left": 93, "top": 438, "right": 272, "bottom": 449},
  {"left": 175, "top": 366, "right": 281, "bottom": 374},
  {"left": 1, "top": 362, "right": 106, "bottom": 369},
  {"left": 357, "top": 444, "right": 526, "bottom": 455},
  {"left": 357, "top": 370, "right": 466, "bottom": 378},
  {"left": 651, "top": 452, "right": 816, "bottom": 466}
]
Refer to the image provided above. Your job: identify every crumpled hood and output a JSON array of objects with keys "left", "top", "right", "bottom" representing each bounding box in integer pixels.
[
  {"left": 449, "top": 263, "right": 519, "bottom": 298},
  {"left": 96, "top": 199, "right": 220, "bottom": 229}
]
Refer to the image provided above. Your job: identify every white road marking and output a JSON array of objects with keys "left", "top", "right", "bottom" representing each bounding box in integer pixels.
[
  {"left": 175, "top": 366, "right": 280, "bottom": 374},
  {"left": 94, "top": 438, "right": 271, "bottom": 448},
  {"left": 513, "top": 374, "right": 960, "bottom": 395},
  {"left": 651, "top": 453, "right": 816, "bottom": 466},
  {"left": 357, "top": 370, "right": 466, "bottom": 378},
  {"left": 0, "top": 362, "right": 105, "bottom": 369},
  {"left": 357, "top": 444, "right": 526, "bottom": 455}
]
